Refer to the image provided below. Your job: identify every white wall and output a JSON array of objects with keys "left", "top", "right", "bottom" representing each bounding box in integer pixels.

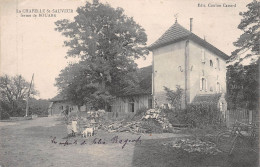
[
  {"left": 189, "top": 40, "right": 227, "bottom": 102},
  {"left": 153, "top": 41, "right": 186, "bottom": 105}
]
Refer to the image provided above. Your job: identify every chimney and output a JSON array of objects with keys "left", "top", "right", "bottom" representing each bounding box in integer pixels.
[{"left": 190, "top": 18, "right": 193, "bottom": 32}]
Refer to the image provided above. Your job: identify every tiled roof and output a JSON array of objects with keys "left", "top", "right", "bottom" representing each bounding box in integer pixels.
[
  {"left": 192, "top": 94, "right": 222, "bottom": 104},
  {"left": 148, "top": 22, "right": 229, "bottom": 60}
]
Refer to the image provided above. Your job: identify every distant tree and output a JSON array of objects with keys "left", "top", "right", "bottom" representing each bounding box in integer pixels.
[
  {"left": 29, "top": 98, "right": 50, "bottom": 116},
  {"left": 229, "top": 0, "right": 260, "bottom": 62},
  {"left": 55, "top": 1, "right": 148, "bottom": 109},
  {"left": 0, "top": 75, "right": 38, "bottom": 117}
]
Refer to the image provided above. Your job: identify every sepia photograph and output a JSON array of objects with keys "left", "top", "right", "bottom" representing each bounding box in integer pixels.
[{"left": 0, "top": 0, "right": 259, "bottom": 166}]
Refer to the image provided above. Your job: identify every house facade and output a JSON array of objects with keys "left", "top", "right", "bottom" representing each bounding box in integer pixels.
[{"left": 148, "top": 19, "right": 229, "bottom": 109}]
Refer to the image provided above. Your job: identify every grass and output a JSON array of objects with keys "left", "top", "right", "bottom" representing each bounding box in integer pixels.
[{"left": 132, "top": 137, "right": 259, "bottom": 167}]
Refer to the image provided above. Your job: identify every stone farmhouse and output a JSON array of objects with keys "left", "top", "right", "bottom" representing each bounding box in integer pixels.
[
  {"left": 110, "top": 19, "right": 229, "bottom": 115},
  {"left": 49, "top": 19, "right": 229, "bottom": 116},
  {"left": 148, "top": 19, "right": 229, "bottom": 111}
]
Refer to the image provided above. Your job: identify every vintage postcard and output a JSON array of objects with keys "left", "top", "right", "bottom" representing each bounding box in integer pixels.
[{"left": 0, "top": 0, "right": 259, "bottom": 166}]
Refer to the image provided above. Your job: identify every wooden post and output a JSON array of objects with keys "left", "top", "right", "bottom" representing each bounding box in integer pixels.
[
  {"left": 249, "top": 110, "right": 252, "bottom": 124},
  {"left": 25, "top": 74, "right": 34, "bottom": 117},
  {"left": 226, "top": 110, "right": 230, "bottom": 127}
]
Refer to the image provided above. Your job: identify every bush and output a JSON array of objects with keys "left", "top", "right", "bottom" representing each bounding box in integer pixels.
[
  {"left": 180, "top": 103, "right": 224, "bottom": 128},
  {"left": 0, "top": 101, "right": 11, "bottom": 120},
  {"left": 140, "top": 119, "right": 163, "bottom": 133},
  {"left": 165, "top": 103, "right": 224, "bottom": 128},
  {"left": 0, "top": 107, "right": 10, "bottom": 120}
]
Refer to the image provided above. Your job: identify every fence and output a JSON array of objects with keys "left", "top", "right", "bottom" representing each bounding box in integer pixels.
[{"left": 226, "top": 109, "right": 258, "bottom": 127}]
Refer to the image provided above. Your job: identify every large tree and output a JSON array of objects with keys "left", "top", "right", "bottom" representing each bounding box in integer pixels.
[
  {"left": 0, "top": 75, "right": 37, "bottom": 117},
  {"left": 55, "top": 1, "right": 148, "bottom": 109},
  {"left": 229, "top": 0, "right": 260, "bottom": 62},
  {"left": 226, "top": 0, "right": 259, "bottom": 111},
  {"left": 226, "top": 59, "right": 259, "bottom": 110}
]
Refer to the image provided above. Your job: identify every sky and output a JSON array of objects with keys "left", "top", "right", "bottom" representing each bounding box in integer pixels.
[{"left": 0, "top": 0, "right": 251, "bottom": 99}]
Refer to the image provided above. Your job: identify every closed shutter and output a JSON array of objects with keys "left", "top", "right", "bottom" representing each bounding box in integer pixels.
[
  {"left": 200, "top": 78, "right": 203, "bottom": 91},
  {"left": 205, "top": 79, "right": 208, "bottom": 91}
]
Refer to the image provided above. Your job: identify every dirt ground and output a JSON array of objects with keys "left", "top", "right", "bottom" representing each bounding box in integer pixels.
[
  {"left": 0, "top": 116, "right": 185, "bottom": 167},
  {"left": 1, "top": 116, "right": 258, "bottom": 167}
]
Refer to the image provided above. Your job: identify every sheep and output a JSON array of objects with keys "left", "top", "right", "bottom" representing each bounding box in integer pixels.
[{"left": 82, "top": 127, "right": 94, "bottom": 137}]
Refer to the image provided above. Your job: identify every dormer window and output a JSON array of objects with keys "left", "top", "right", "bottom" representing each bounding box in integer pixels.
[
  {"left": 201, "top": 49, "right": 205, "bottom": 63},
  {"left": 210, "top": 60, "right": 213, "bottom": 67}
]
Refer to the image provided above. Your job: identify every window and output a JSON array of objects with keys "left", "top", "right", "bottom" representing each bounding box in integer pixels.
[
  {"left": 216, "top": 58, "right": 220, "bottom": 70},
  {"left": 210, "top": 60, "right": 213, "bottom": 67},
  {"left": 216, "top": 82, "right": 222, "bottom": 93},
  {"left": 200, "top": 77, "right": 207, "bottom": 91},
  {"left": 201, "top": 49, "right": 205, "bottom": 63}
]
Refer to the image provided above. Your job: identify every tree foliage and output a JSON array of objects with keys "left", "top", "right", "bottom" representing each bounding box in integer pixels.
[
  {"left": 164, "top": 85, "right": 183, "bottom": 110},
  {"left": 28, "top": 98, "right": 50, "bottom": 116},
  {"left": 226, "top": 59, "right": 259, "bottom": 110},
  {"left": 0, "top": 75, "right": 38, "bottom": 117},
  {"left": 229, "top": 0, "right": 260, "bottom": 62},
  {"left": 55, "top": 1, "right": 148, "bottom": 109}
]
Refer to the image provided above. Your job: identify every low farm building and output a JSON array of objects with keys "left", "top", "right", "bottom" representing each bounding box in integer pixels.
[
  {"left": 48, "top": 94, "right": 79, "bottom": 116},
  {"left": 110, "top": 65, "right": 153, "bottom": 114}
]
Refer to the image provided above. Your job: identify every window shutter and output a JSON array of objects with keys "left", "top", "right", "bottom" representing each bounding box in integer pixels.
[
  {"left": 205, "top": 79, "right": 208, "bottom": 91},
  {"left": 220, "top": 84, "right": 222, "bottom": 93},
  {"left": 200, "top": 78, "right": 202, "bottom": 91}
]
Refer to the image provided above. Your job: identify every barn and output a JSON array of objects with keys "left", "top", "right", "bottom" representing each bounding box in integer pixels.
[{"left": 110, "top": 65, "right": 153, "bottom": 115}]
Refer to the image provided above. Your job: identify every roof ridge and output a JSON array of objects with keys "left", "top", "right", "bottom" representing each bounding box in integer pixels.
[
  {"left": 148, "top": 22, "right": 229, "bottom": 60},
  {"left": 149, "top": 22, "right": 191, "bottom": 49}
]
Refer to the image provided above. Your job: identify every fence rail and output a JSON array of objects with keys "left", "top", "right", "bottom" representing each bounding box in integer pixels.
[{"left": 226, "top": 109, "right": 258, "bottom": 127}]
